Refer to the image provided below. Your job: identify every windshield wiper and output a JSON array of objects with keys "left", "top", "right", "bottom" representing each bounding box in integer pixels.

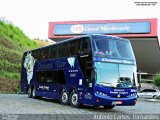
[
  {"left": 98, "top": 82, "right": 115, "bottom": 88},
  {"left": 117, "top": 80, "right": 135, "bottom": 88}
]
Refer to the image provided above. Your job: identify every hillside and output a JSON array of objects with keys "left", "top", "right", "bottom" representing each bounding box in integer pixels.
[
  {"left": 0, "top": 20, "right": 40, "bottom": 93},
  {"left": 33, "top": 38, "right": 54, "bottom": 47}
]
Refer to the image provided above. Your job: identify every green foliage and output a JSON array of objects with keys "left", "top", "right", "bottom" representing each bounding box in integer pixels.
[
  {"left": 0, "top": 60, "right": 21, "bottom": 72},
  {"left": 153, "top": 73, "right": 160, "bottom": 87},
  {"left": 154, "top": 96, "right": 160, "bottom": 99},
  {"left": 0, "top": 20, "right": 40, "bottom": 93},
  {"left": 0, "top": 20, "right": 38, "bottom": 51},
  {"left": 0, "top": 46, "right": 22, "bottom": 64},
  {"left": 0, "top": 71, "right": 20, "bottom": 80}
]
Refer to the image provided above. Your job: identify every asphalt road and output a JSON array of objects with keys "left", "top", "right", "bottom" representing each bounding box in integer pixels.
[{"left": 0, "top": 94, "right": 160, "bottom": 120}]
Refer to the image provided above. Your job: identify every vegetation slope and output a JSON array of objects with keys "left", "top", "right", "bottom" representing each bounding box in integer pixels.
[{"left": 0, "top": 20, "right": 39, "bottom": 93}]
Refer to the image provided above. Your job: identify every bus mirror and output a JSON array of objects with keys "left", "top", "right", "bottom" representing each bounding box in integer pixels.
[
  {"left": 81, "top": 51, "right": 87, "bottom": 55},
  {"left": 89, "top": 83, "right": 92, "bottom": 88},
  {"left": 91, "top": 70, "right": 96, "bottom": 82},
  {"left": 78, "top": 49, "right": 88, "bottom": 56}
]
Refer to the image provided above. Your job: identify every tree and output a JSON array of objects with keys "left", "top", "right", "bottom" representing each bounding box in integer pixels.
[{"left": 153, "top": 73, "right": 160, "bottom": 89}]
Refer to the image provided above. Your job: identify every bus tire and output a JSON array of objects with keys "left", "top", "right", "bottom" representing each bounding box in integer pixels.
[
  {"left": 28, "top": 87, "right": 32, "bottom": 98},
  {"left": 32, "top": 86, "right": 37, "bottom": 99},
  {"left": 60, "top": 89, "right": 69, "bottom": 105},
  {"left": 103, "top": 105, "right": 115, "bottom": 109},
  {"left": 69, "top": 90, "right": 81, "bottom": 108}
]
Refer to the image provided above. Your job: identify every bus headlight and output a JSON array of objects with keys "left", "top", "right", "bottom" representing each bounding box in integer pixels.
[
  {"left": 96, "top": 91, "right": 108, "bottom": 96},
  {"left": 127, "top": 93, "right": 137, "bottom": 97},
  {"left": 131, "top": 89, "right": 137, "bottom": 92}
]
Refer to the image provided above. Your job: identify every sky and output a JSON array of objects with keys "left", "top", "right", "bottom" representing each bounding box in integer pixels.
[{"left": 0, "top": 0, "right": 159, "bottom": 40}]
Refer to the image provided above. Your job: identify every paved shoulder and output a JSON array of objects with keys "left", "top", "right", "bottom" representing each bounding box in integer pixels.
[{"left": 0, "top": 94, "right": 159, "bottom": 115}]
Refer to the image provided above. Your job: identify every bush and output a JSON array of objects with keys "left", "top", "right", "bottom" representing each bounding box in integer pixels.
[
  {"left": 153, "top": 73, "right": 160, "bottom": 87},
  {"left": 154, "top": 96, "right": 160, "bottom": 99}
]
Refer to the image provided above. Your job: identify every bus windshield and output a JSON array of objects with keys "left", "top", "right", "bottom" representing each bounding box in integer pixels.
[
  {"left": 95, "top": 62, "right": 136, "bottom": 88},
  {"left": 93, "top": 36, "right": 135, "bottom": 60}
]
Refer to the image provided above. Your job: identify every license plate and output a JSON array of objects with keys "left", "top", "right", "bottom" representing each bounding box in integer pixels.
[{"left": 112, "top": 101, "right": 122, "bottom": 105}]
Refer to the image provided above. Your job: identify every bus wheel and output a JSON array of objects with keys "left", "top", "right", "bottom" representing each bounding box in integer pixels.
[
  {"left": 69, "top": 90, "right": 81, "bottom": 108},
  {"left": 60, "top": 90, "right": 69, "bottom": 105},
  {"left": 103, "top": 105, "right": 115, "bottom": 109},
  {"left": 28, "top": 87, "right": 32, "bottom": 98},
  {"left": 32, "top": 86, "right": 36, "bottom": 99}
]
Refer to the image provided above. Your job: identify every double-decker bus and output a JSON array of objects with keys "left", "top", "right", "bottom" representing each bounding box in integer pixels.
[{"left": 20, "top": 34, "right": 138, "bottom": 108}]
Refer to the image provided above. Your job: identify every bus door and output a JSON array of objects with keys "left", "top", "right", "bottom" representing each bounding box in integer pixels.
[{"left": 78, "top": 37, "right": 94, "bottom": 103}]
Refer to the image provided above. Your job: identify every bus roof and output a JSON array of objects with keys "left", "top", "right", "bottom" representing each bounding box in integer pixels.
[{"left": 24, "top": 34, "right": 129, "bottom": 53}]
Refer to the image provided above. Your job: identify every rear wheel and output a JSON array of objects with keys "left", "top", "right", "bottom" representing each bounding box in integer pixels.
[
  {"left": 60, "top": 89, "right": 69, "bottom": 105},
  {"left": 32, "top": 86, "right": 36, "bottom": 98},
  {"left": 32, "top": 86, "right": 41, "bottom": 99},
  {"left": 28, "top": 87, "right": 32, "bottom": 98},
  {"left": 69, "top": 90, "right": 81, "bottom": 108}
]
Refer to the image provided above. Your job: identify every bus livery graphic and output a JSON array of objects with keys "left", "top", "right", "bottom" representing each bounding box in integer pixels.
[
  {"left": 23, "top": 52, "right": 36, "bottom": 84},
  {"left": 67, "top": 57, "right": 75, "bottom": 68},
  {"left": 20, "top": 34, "right": 138, "bottom": 108}
]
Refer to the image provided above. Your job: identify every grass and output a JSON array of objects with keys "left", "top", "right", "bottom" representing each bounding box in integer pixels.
[
  {"left": 0, "top": 71, "right": 20, "bottom": 80},
  {"left": 0, "top": 20, "right": 40, "bottom": 93},
  {"left": 0, "top": 76, "right": 19, "bottom": 93},
  {"left": 0, "top": 21, "right": 38, "bottom": 51}
]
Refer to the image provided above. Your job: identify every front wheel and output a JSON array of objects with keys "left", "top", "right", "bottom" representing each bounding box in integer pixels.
[
  {"left": 103, "top": 105, "right": 115, "bottom": 109},
  {"left": 69, "top": 90, "right": 81, "bottom": 108}
]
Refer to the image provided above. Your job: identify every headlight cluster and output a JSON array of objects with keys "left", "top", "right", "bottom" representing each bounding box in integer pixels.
[
  {"left": 96, "top": 91, "right": 108, "bottom": 97},
  {"left": 131, "top": 89, "right": 137, "bottom": 92},
  {"left": 127, "top": 93, "right": 137, "bottom": 97}
]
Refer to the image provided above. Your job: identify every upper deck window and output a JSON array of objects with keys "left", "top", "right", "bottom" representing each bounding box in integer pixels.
[{"left": 93, "top": 36, "right": 135, "bottom": 60}]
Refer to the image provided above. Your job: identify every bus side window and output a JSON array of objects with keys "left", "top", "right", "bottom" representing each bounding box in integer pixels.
[
  {"left": 46, "top": 71, "right": 53, "bottom": 83},
  {"left": 65, "top": 42, "right": 70, "bottom": 57},
  {"left": 75, "top": 40, "right": 81, "bottom": 55},
  {"left": 45, "top": 47, "right": 50, "bottom": 59},
  {"left": 37, "top": 71, "right": 45, "bottom": 83},
  {"left": 80, "top": 37, "right": 91, "bottom": 55},
  {"left": 50, "top": 45, "right": 57, "bottom": 59},
  {"left": 67, "top": 40, "right": 80, "bottom": 56},
  {"left": 70, "top": 41, "right": 76, "bottom": 55},
  {"left": 39, "top": 49, "right": 45, "bottom": 61},
  {"left": 57, "top": 70, "right": 66, "bottom": 84},
  {"left": 57, "top": 45, "right": 60, "bottom": 58},
  {"left": 58, "top": 44, "right": 65, "bottom": 58}
]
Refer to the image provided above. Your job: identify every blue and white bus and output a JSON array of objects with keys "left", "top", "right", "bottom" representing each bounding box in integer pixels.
[{"left": 20, "top": 34, "right": 138, "bottom": 108}]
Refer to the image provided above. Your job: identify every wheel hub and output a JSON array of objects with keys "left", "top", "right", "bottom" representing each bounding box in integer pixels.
[
  {"left": 62, "top": 92, "right": 68, "bottom": 103},
  {"left": 72, "top": 93, "right": 78, "bottom": 105}
]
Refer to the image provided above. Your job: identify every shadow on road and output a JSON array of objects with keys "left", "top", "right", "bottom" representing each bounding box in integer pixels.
[{"left": 30, "top": 96, "right": 122, "bottom": 113}]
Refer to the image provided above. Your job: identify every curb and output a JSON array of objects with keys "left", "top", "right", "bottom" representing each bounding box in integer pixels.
[{"left": 146, "top": 99, "right": 160, "bottom": 102}]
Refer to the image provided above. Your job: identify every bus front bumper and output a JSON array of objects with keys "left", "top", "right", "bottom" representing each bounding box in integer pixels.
[{"left": 93, "top": 95, "right": 137, "bottom": 106}]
